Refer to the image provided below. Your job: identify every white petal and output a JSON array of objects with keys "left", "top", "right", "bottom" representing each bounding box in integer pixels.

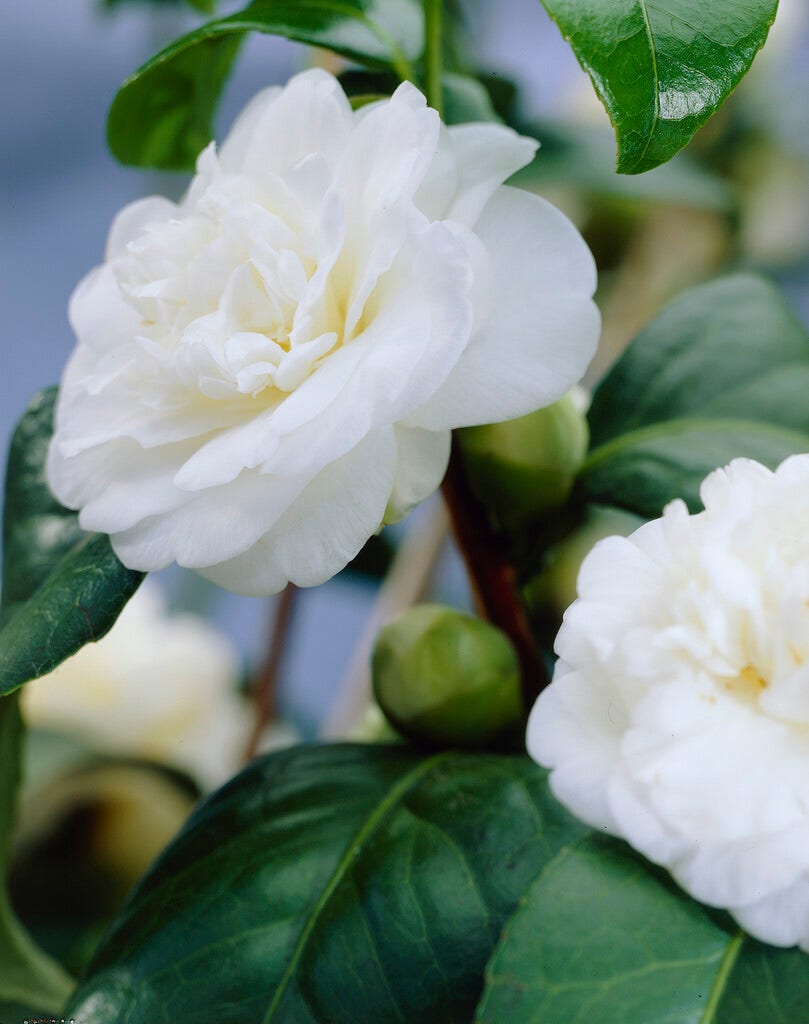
[
  {"left": 67, "top": 265, "right": 141, "bottom": 352},
  {"left": 340, "top": 82, "right": 440, "bottom": 213},
  {"left": 732, "top": 874, "right": 809, "bottom": 949},
  {"left": 110, "top": 468, "right": 312, "bottom": 571},
  {"left": 417, "top": 122, "right": 537, "bottom": 226},
  {"left": 260, "top": 220, "right": 473, "bottom": 477},
  {"left": 529, "top": 665, "right": 626, "bottom": 834},
  {"left": 200, "top": 428, "right": 397, "bottom": 595},
  {"left": 219, "top": 69, "right": 353, "bottom": 180},
  {"left": 408, "top": 186, "right": 599, "bottom": 430},
  {"left": 106, "top": 196, "right": 179, "bottom": 260},
  {"left": 173, "top": 409, "right": 280, "bottom": 491},
  {"left": 385, "top": 426, "right": 451, "bottom": 524}
]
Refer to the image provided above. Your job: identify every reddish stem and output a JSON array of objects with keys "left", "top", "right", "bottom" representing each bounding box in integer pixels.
[
  {"left": 441, "top": 437, "right": 548, "bottom": 709},
  {"left": 245, "top": 583, "right": 297, "bottom": 760}
]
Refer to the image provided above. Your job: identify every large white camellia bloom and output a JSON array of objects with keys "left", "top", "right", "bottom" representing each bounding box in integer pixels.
[
  {"left": 529, "top": 456, "right": 809, "bottom": 950},
  {"left": 47, "top": 70, "right": 598, "bottom": 595}
]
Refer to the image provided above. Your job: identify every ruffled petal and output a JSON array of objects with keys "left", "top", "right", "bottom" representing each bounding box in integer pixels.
[
  {"left": 200, "top": 427, "right": 397, "bottom": 595},
  {"left": 407, "top": 186, "right": 599, "bottom": 430}
]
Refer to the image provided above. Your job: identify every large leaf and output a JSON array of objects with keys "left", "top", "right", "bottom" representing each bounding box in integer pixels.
[
  {"left": 0, "top": 389, "right": 143, "bottom": 695},
  {"left": 107, "top": 0, "right": 423, "bottom": 170},
  {"left": 476, "top": 836, "right": 809, "bottom": 1023},
  {"left": 580, "top": 274, "right": 809, "bottom": 517},
  {"left": 539, "top": 0, "right": 779, "bottom": 174},
  {"left": 67, "top": 744, "right": 586, "bottom": 1023}
]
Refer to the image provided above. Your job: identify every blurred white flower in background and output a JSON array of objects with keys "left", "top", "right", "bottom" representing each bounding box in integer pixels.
[
  {"left": 528, "top": 455, "right": 809, "bottom": 951},
  {"left": 47, "top": 69, "right": 599, "bottom": 596},
  {"left": 23, "top": 580, "right": 250, "bottom": 788}
]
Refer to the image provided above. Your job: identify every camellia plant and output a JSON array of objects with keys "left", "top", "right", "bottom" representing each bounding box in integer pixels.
[{"left": 5, "top": 0, "right": 809, "bottom": 1020}]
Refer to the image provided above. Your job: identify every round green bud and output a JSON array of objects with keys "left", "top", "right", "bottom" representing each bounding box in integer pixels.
[
  {"left": 372, "top": 605, "right": 522, "bottom": 749},
  {"left": 459, "top": 392, "right": 589, "bottom": 528}
]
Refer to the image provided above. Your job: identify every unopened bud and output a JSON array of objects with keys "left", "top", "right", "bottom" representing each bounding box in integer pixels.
[
  {"left": 459, "top": 391, "right": 589, "bottom": 528},
  {"left": 372, "top": 605, "right": 522, "bottom": 748}
]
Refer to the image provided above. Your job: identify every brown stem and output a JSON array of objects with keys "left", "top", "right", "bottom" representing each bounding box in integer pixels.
[
  {"left": 244, "top": 583, "right": 297, "bottom": 761},
  {"left": 441, "top": 436, "right": 548, "bottom": 709}
]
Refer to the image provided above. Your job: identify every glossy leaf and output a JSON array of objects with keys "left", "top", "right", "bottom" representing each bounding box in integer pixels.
[
  {"left": 0, "top": 389, "right": 143, "bottom": 695},
  {"left": 107, "top": 0, "right": 423, "bottom": 170},
  {"left": 476, "top": 836, "right": 809, "bottom": 1023},
  {"left": 68, "top": 744, "right": 586, "bottom": 1023},
  {"left": 539, "top": 0, "right": 779, "bottom": 173},
  {"left": 580, "top": 275, "right": 809, "bottom": 517}
]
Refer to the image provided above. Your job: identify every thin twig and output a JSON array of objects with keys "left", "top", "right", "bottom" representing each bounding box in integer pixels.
[
  {"left": 441, "top": 436, "right": 548, "bottom": 709},
  {"left": 320, "top": 501, "right": 450, "bottom": 739},
  {"left": 424, "top": 0, "right": 445, "bottom": 117},
  {"left": 244, "top": 583, "right": 297, "bottom": 760}
]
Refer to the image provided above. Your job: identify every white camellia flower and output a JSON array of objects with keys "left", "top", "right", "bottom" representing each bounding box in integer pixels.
[
  {"left": 47, "top": 69, "right": 599, "bottom": 595},
  {"left": 23, "top": 580, "right": 250, "bottom": 788},
  {"left": 528, "top": 456, "right": 809, "bottom": 951}
]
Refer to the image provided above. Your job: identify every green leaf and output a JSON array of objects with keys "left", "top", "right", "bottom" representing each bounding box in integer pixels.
[
  {"left": 539, "top": 0, "right": 779, "bottom": 173},
  {"left": 68, "top": 744, "right": 586, "bottom": 1022},
  {"left": 102, "top": 0, "right": 214, "bottom": 12},
  {"left": 580, "top": 419, "right": 809, "bottom": 518},
  {"left": 580, "top": 274, "right": 809, "bottom": 517},
  {"left": 107, "top": 0, "right": 423, "bottom": 170},
  {"left": 476, "top": 837, "right": 809, "bottom": 1023},
  {"left": 0, "top": 389, "right": 143, "bottom": 695}
]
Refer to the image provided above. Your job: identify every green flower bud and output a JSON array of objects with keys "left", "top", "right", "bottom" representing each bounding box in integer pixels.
[
  {"left": 459, "top": 392, "right": 589, "bottom": 528},
  {"left": 372, "top": 605, "right": 522, "bottom": 749}
]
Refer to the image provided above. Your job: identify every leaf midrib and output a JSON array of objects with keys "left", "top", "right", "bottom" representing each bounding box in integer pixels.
[
  {"left": 580, "top": 417, "right": 809, "bottom": 476},
  {"left": 631, "top": 0, "right": 661, "bottom": 171},
  {"left": 700, "top": 930, "right": 744, "bottom": 1024},
  {"left": 262, "top": 750, "right": 453, "bottom": 1022}
]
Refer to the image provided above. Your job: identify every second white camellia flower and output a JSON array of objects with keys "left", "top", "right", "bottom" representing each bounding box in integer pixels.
[
  {"left": 529, "top": 456, "right": 809, "bottom": 952},
  {"left": 47, "top": 70, "right": 599, "bottom": 595}
]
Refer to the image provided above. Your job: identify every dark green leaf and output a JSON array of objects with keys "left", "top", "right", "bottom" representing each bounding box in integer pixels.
[
  {"left": 0, "top": 389, "right": 143, "bottom": 695},
  {"left": 580, "top": 275, "right": 809, "bottom": 517},
  {"left": 68, "top": 744, "right": 586, "bottom": 1023},
  {"left": 580, "top": 419, "right": 809, "bottom": 518},
  {"left": 476, "top": 836, "right": 809, "bottom": 1023},
  {"left": 539, "top": 0, "right": 779, "bottom": 173},
  {"left": 589, "top": 275, "right": 809, "bottom": 447},
  {"left": 107, "top": 0, "right": 423, "bottom": 170}
]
